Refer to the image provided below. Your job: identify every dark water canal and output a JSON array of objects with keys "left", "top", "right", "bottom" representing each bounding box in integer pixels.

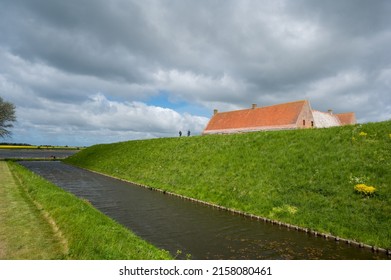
[
  {"left": 0, "top": 149, "right": 79, "bottom": 159},
  {"left": 19, "top": 161, "right": 388, "bottom": 260}
]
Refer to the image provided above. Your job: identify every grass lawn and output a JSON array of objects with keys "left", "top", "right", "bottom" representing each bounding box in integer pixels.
[
  {"left": 65, "top": 120, "right": 391, "bottom": 249},
  {"left": 0, "top": 161, "right": 65, "bottom": 259},
  {"left": 1, "top": 161, "right": 172, "bottom": 260}
]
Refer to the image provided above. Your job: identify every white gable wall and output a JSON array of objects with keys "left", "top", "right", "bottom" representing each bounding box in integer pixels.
[{"left": 312, "top": 110, "right": 341, "bottom": 128}]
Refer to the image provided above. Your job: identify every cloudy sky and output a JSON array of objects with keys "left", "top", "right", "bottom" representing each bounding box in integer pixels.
[{"left": 1, "top": 0, "right": 391, "bottom": 146}]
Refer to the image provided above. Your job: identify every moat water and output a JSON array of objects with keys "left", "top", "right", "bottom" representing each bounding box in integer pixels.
[
  {"left": 19, "top": 161, "right": 388, "bottom": 259},
  {"left": 0, "top": 149, "right": 79, "bottom": 159}
]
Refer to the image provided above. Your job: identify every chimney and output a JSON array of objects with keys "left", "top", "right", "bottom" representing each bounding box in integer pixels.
[
  {"left": 252, "top": 103, "right": 257, "bottom": 109},
  {"left": 213, "top": 109, "right": 218, "bottom": 115},
  {"left": 328, "top": 109, "right": 333, "bottom": 115}
]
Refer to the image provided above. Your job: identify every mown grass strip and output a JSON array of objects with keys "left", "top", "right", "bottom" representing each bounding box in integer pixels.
[
  {"left": 65, "top": 120, "right": 391, "bottom": 249},
  {"left": 6, "top": 162, "right": 172, "bottom": 260},
  {"left": 0, "top": 161, "right": 65, "bottom": 259}
]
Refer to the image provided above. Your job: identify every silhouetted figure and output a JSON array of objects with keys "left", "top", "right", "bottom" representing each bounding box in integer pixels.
[
  {"left": 179, "top": 131, "right": 182, "bottom": 137},
  {"left": 187, "top": 130, "right": 191, "bottom": 137}
]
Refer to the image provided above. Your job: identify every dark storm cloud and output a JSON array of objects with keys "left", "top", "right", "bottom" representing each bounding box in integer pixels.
[
  {"left": 289, "top": 0, "right": 391, "bottom": 35},
  {"left": 0, "top": 0, "right": 390, "bottom": 145},
  {"left": 1, "top": 0, "right": 153, "bottom": 82}
]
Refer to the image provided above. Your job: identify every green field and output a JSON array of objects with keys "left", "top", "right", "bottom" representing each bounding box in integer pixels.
[
  {"left": 1, "top": 161, "right": 171, "bottom": 259},
  {"left": 65, "top": 120, "right": 391, "bottom": 249}
]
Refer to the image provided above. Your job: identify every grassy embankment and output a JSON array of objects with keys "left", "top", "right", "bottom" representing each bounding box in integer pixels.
[
  {"left": 0, "top": 161, "right": 171, "bottom": 259},
  {"left": 65, "top": 121, "right": 391, "bottom": 249}
]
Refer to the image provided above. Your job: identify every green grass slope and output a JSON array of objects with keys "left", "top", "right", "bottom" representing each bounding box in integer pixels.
[
  {"left": 65, "top": 121, "right": 391, "bottom": 249},
  {"left": 7, "top": 162, "right": 172, "bottom": 260}
]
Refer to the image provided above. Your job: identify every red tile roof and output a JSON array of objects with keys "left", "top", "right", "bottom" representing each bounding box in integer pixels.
[
  {"left": 335, "top": 112, "right": 356, "bottom": 125},
  {"left": 203, "top": 100, "right": 308, "bottom": 134}
]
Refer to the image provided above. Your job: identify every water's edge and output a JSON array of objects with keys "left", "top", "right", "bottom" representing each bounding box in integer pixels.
[{"left": 69, "top": 162, "right": 391, "bottom": 257}]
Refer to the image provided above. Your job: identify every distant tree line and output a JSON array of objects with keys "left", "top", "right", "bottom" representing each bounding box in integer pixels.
[{"left": 0, "top": 142, "right": 32, "bottom": 146}]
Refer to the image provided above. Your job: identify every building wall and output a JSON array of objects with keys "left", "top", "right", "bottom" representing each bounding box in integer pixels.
[
  {"left": 203, "top": 124, "right": 297, "bottom": 135},
  {"left": 295, "top": 101, "right": 315, "bottom": 128}
]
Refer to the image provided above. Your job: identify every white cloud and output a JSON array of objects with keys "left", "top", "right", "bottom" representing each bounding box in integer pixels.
[
  {"left": 1, "top": 0, "right": 391, "bottom": 145},
  {"left": 309, "top": 70, "right": 367, "bottom": 98},
  {"left": 13, "top": 93, "right": 208, "bottom": 146}
]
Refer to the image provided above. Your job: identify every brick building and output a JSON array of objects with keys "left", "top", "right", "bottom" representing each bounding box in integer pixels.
[{"left": 202, "top": 100, "right": 356, "bottom": 135}]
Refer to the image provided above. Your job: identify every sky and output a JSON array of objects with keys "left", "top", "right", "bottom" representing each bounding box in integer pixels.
[{"left": 1, "top": 0, "right": 391, "bottom": 146}]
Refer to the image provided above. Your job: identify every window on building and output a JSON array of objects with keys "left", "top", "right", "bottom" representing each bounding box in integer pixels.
[
  {"left": 311, "top": 121, "right": 314, "bottom": 127},
  {"left": 303, "top": 120, "right": 306, "bottom": 126}
]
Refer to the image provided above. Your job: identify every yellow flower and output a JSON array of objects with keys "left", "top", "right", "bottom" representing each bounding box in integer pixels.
[
  {"left": 389, "top": 133, "right": 391, "bottom": 139},
  {"left": 359, "top": 132, "right": 367, "bottom": 136},
  {"left": 354, "top": 184, "right": 376, "bottom": 196}
]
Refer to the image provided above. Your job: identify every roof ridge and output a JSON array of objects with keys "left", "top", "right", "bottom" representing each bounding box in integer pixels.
[
  {"left": 216, "top": 99, "right": 307, "bottom": 114},
  {"left": 258, "top": 99, "right": 307, "bottom": 109}
]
